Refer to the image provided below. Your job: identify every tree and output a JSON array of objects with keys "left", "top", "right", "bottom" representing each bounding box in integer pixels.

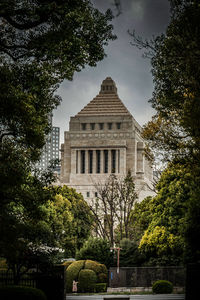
[
  {"left": 129, "top": 0, "right": 200, "bottom": 160},
  {"left": 128, "top": 196, "right": 153, "bottom": 244},
  {"left": 51, "top": 185, "right": 93, "bottom": 256},
  {"left": 130, "top": 0, "right": 200, "bottom": 263},
  {"left": 90, "top": 171, "right": 138, "bottom": 246},
  {"left": 119, "top": 238, "right": 145, "bottom": 267},
  {"left": 0, "top": 182, "right": 93, "bottom": 283},
  {"left": 75, "top": 237, "right": 113, "bottom": 268},
  {"left": 137, "top": 163, "right": 193, "bottom": 265},
  {"left": 0, "top": 1, "right": 116, "bottom": 274},
  {"left": 0, "top": 0, "right": 116, "bottom": 209}
]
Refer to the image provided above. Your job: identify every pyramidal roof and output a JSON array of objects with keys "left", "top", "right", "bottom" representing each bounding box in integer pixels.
[{"left": 76, "top": 77, "right": 132, "bottom": 117}]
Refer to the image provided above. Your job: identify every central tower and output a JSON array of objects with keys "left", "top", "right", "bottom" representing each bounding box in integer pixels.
[{"left": 60, "top": 77, "right": 153, "bottom": 201}]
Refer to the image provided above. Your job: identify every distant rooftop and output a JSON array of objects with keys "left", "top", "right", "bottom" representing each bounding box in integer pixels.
[{"left": 76, "top": 77, "right": 132, "bottom": 117}]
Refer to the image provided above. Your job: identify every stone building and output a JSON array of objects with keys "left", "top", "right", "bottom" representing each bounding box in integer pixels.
[{"left": 60, "top": 77, "right": 154, "bottom": 202}]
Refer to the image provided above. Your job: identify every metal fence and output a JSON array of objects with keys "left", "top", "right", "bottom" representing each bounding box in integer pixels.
[
  {"left": 0, "top": 270, "right": 36, "bottom": 287},
  {"left": 109, "top": 266, "right": 186, "bottom": 288},
  {"left": 0, "top": 265, "right": 66, "bottom": 300}
]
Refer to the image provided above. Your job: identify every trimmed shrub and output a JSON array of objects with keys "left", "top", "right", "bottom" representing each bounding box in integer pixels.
[
  {"left": 98, "top": 273, "right": 107, "bottom": 283},
  {"left": 66, "top": 259, "right": 107, "bottom": 293},
  {"left": 152, "top": 280, "right": 173, "bottom": 294},
  {"left": 62, "top": 261, "right": 73, "bottom": 269},
  {"left": 0, "top": 285, "right": 46, "bottom": 300},
  {"left": 94, "top": 283, "right": 107, "bottom": 293},
  {"left": 98, "top": 264, "right": 107, "bottom": 274},
  {"left": 84, "top": 260, "right": 100, "bottom": 273},
  {"left": 84, "top": 260, "right": 107, "bottom": 275},
  {"left": 66, "top": 260, "right": 85, "bottom": 292},
  {"left": 78, "top": 269, "right": 97, "bottom": 292}
]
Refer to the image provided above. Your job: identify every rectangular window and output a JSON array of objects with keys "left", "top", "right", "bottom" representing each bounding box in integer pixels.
[
  {"left": 96, "top": 150, "right": 101, "bottom": 173},
  {"left": 99, "top": 123, "right": 104, "bottom": 130},
  {"left": 108, "top": 123, "right": 112, "bottom": 130},
  {"left": 104, "top": 150, "right": 108, "bottom": 173},
  {"left": 81, "top": 123, "right": 86, "bottom": 130},
  {"left": 81, "top": 150, "right": 85, "bottom": 173},
  {"left": 76, "top": 150, "right": 78, "bottom": 173},
  {"left": 89, "top": 150, "right": 93, "bottom": 173},
  {"left": 95, "top": 192, "right": 98, "bottom": 197},
  {"left": 90, "top": 123, "right": 95, "bottom": 130},
  {"left": 87, "top": 192, "right": 90, "bottom": 197},
  {"left": 118, "top": 149, "right": 120, "bottom": 173},
  {"left": 111, "top": 149, "right": 116, "bottom": 173},
  {"left": 116, "top": 122, "right": 121, "bottom": 129}
]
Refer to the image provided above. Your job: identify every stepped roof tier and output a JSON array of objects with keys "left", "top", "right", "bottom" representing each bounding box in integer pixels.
[{"left": 76, "top": 77, "right": 132, "bottom": 117}]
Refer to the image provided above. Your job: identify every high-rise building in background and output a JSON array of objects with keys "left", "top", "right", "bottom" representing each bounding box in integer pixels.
[{"left": 36, "top": 117, "right": 60, "bottom": 173}]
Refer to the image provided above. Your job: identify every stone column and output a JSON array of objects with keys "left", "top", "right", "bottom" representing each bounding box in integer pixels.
[
  {"left": 120, "top": 148, "right": 126, "bottom": 174},
  {"left": 85, "top": 150, "right": 88, "bottom": 174},
  {"left": 108, "top": 149, "right": 111, "bottom": 173},
  {"left": 71, "top": 149, "right": 76, "bottom": 174},
  {"left": 136, "top": 142, "right": 144, "bottom": 173},
  {"left": 93, "top": 149, "right": 96, "bottom": 173}
]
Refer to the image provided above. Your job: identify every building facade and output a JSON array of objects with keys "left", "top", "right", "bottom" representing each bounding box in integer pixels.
[
  {"left": 60, "top": 77, "right": 154, "bottom": 201},
  {"left": 36, "top": 125, "right": 60, "bottom": 172}
]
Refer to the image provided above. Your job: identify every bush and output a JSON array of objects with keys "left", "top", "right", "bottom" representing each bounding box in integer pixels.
[
  {"left": 62, "top": 261, "right": 73, "bottom": 269},
  {"left": 65, "top": 259, "right": 107, "bottom": 293},
  {"left": 66, "top": 260, "right": 85, "bottom": 292},
  {"left": 98, "top": 273, "right": 107, "bottom": 283},
  {"left": 152, "top": 280, "right": 173, "bottom": 294},
  {"left": 84, "top": 260, "right": 107, "bottom": 275},
  {"left": 94, "top": 283, "right": 107, "bottom": 293},
  {"left": 76, "top": 237, "right": 112, "bottom": 268},
  {"left": 78, "top": 269, "right": 97, "bottom": 292},
  {"left": 0, "top": 286, "right": 46, "bottom": 300}
]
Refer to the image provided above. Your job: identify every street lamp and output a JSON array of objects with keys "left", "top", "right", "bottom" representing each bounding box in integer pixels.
[{"left": 110, "top": 246, "right": 122, "bottom": 274}]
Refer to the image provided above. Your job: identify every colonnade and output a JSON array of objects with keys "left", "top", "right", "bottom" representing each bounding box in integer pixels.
[{"left": 75, "top": 149, "right": 121, "bottom": 174}]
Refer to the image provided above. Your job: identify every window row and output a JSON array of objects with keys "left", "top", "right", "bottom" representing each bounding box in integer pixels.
[{"left": 81, "top": 122, "right": 121, "bottom": 131}]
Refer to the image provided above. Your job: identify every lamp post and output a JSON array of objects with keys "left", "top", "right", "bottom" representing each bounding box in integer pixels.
[{"left": 111, "top": 246, "right": 122, "bottom": 274}]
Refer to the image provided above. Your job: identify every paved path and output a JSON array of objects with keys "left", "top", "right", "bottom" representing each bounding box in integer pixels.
[{"left": 66, "top": 294, "right": 185, "bottom": 300}]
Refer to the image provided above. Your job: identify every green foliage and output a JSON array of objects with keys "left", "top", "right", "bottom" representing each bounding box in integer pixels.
[
  {"left": 0, "top": 286, "right": 46, "bottom": 300},
  {"left": 62, "top": 261, "right": 74, "bottom": 269},
  {"left": 84, "top": 260, "right": 107, "bottom": 276},
  {"left": 76, "top": 237, "right": 112, "bottom": 268},
  {"left": 66, "top": 260, "right": 85, "bottom": 292},
  {"left": 119, "top": 238, "right": 146, "bottom": 267},
  {"left": 152, "top": 280, "right": 173, "bottom": 294},
  {"left": 78, "top": 269, "right": 97, "bottom": 292},
  {"left": 53, "top": 186, "right": 93, "bottom": 256},
  {"left": 98, "top": 273, "right": 108, "bottom": 283},
  {"left": 128, "top": 196, "right": 153, "bottom": 243},
  {"left": 94, "top": 283, "right": 107, "bottom": 293},
  {"left": 0, "top": 0, "right": 115, "bottom": 280},
  {"left": 66, "top": 259, "right": 107, "bottom": 293},
  {"left": 138, "top": 163, "right": 191, "bottom": 265}
]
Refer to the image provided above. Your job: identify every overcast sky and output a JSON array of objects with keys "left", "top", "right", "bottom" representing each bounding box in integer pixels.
[{"left": 53, "top": 0, "right": 170, "bottom": 144}]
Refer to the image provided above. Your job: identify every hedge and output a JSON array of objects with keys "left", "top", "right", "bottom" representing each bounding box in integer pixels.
[
  {"left": 94, "top": 283, "right": 107, "bottom": 293},
  {"left": 98, "top": 273, "right": 107, "bottom": 283},
  {"left": 78, "top": 269, "right": 97, "bottom": 292},
  {"left": 66, "top": 259, "right": 108, "bottom": 293},
  {"left": 152, "top": 280, "right": 173, "bottom": 294},
  {"left": 66, "top": 260, "right": 85, "bottom": 292},
  {"left": 0, "top": 286, "right": 46, "bottom": 300},
  {"left": 62, "top": 261, "right": 73, "bottom": 269}
]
